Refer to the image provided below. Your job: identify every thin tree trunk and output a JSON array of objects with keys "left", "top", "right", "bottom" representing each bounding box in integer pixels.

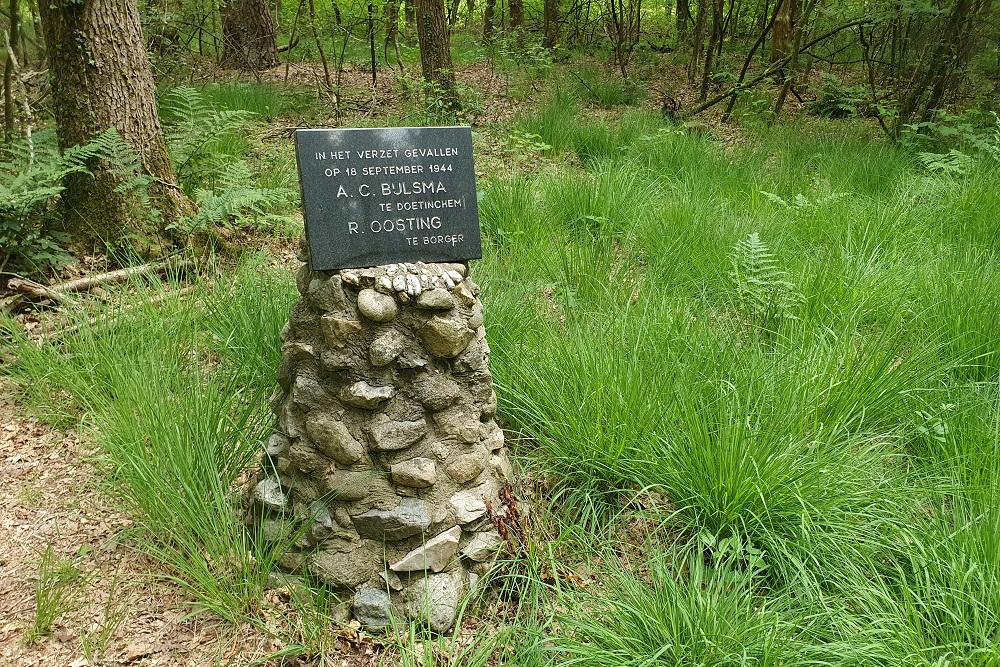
[
  {"left": 448, "top": 0, "right": 462, "bottom": 25},
  {"left": 699, "top": 0, "right": 722, "bottom": 101},
  {"left": 771, "top": 0, "right": 817, "bottom": 121},
  {"left": 676, "top": 0, "right": 688, "bottom": 43},
  {"left": 415, "top": 0, "right": 457, "bottom": 108},
  {"left": 483, "top": 0, "right": 496, "bottom": 42},
  {"left": 384, "top": 0, "right": 404, "bottom": 71},
  {"left": 688, "top": 0, "right": 706, "bottom": 83},
  {"left": 543, "top": 0, "right": 559, "bottom": 47},
  {"left": 221, "top": 0, "right": 279, "bottom": 69},
  {"left": 3, "top": 0, "right": 20, "bottom": 142},
  {"left": 38, "top": 0, "right": 186, "bottom": 245},
  {"left": 404, "top": 0, "right": 415, "bottom": 26},
  {"left": 722, "top": 0, "right": 782, "bottom": 121}
]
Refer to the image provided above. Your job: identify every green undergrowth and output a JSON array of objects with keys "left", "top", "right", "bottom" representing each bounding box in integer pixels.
[
  {"left": 477, "top": 91, "right": 1000, "bottom": 665},
  {"left": 3, "top": 257, "right": 297, "bottom": 623},
  {"left": 4, "top": 86, "right": 1000, "bottom": 664}
]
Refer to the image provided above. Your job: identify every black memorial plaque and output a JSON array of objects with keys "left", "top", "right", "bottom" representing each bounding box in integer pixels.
[{"left": 294, "top": 126, "right": 482, "bottom": 270}]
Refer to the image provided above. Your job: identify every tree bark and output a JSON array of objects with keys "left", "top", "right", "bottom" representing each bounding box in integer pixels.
[
  {"left": 509, "top": 0, "right": 523, "bottom": 30},
  {"left": 38, "top": 0, "right": 186, "bottom": 245},
  {"left": 4, "top": 0, "right": 20, "bottom": 143},
  {"left": 699, "top": 0, "right": 723, "bottom": 101},
  {"left": 770, "top": 0, "right": 794, "bottom": 62},
  {"left": 543, "top": 0, "right": 559, "bottom": 48},
  {"left": 688, "top": 0, "right": 706, "bottom": 83},
  {"left": 384, "top": 0, "right": 404, "bottom": 70},
  {"left": 415, "top": 0, "right": 456, "bottom": 107},
  {"left": 220, "top": 0, "right": 279, "bottom": 70},
  {"left": 676, "top": 0, "right": 688, "bottom": 43},
  {"left": 482, "top": 0, "right": 496, "bottom": 42}
]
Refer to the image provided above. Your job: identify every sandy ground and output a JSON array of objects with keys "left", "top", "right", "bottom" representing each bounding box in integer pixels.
[{"left": 0, "top": 383, "right": 286, "bottom": 666}]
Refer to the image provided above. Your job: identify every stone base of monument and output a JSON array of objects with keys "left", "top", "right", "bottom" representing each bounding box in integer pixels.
[{"left": 252, "top": 243, "right": 511, "bottom": 633}]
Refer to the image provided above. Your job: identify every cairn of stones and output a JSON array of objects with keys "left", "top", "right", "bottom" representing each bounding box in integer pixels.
[{"left": 254, "top": 239, "right": 511, "bottom": 633}]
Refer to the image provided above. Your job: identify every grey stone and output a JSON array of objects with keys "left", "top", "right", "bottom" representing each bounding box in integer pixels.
[
  {"left": 324, "top": 470, "right": 374, "bottom": 501},
  {"left": 369, "top": 330, "right": 405, "bottom": 367},
  {"left": 391, "top": 457, "right": 437, "bottom": 488},
  {"left": 484, "top": 424, "right": 504, "bottom": 451},
  {"left": 358, "top": 289, "right": 398, "bottom": 322},
  {"left": 415, "top": 289, "right": 455, "bottom": 311},
  {"left": 412, "top": 374, "right": 461, "bottom": 410},
  {"left": 390, "top": 526, "right": 461, "bottom": 573},
  {"left": 309, "top": 545, "right": 376, "bottom": 590},
  {"left": 340, "top": 381, "right": 395, "bottom": 409},
  {"left": 353, "top": 498, "right": 431, "bottom": 541},
  {"left": 449, "top": 485, "right": 491, "bottom": 524},
  {"left": 309, "top": 501, "right": 336, "bottom": 541},
  {"left": 320, "top": 349, "right": 355, "bottom": 371},
  {"left": 419, "top": 317, "right": 475, "bottom": 359},
  {"left": 392, "top": 275, "right": 407, "bottom": 292},
  {"left": 288, "top": 440, "right": 333, "bottom": 474},
  {"left": 341, "top": 271, "right": 360, "bottom": 286},
  {"left": 261, "top": 518, "right": 294, "bottom": 542},
  {"left": 378, "top": 276, "right": 393, "bottom": 292},
  {"left": 308, "top": 276, "right": 346, "bottom": 311},
  {"left": 265, "top": 433, "right": 290, "bottom": 457},
  {"left": 491, "top": 452, "right": 514, "bottom": 481},
  {"left": 368, "top": 414, "right": 427, "bottom": 451},
  {"left": 353, "top": 586, "right": 392, "bottom": 628},
  {"left": 461, "top": 531, "right": 502, "bottom": 562},
  {"left": 404, "top": 570, "right": 464, "bottom": 633},
  {"left": 406, "top": 274, "right": 422, "bottom": 297},
  {"left": 305, "top": 414, "right": 365, "bottom": 465},
  {"left": 292, "top": 374, "right": 331, "bottom": 407},
  {"left": 446, "top": 270, "right": 464, "bottom": 284},
  {"left": 380, "top": 570, "right": 404, "bottom": 591},
  {"left": 254, "top": 478, "right": 288, "bottom": 512},
  {"left": 445, "top": 445, "right": 488, "bottom": 483},
  {"left": 453, "top": 283, "right": 476, "bottom": 307},
  {"left": 320, "top": 314, "right": 363, "bottom": 348},
  {"left": 434, "top": 409, "right": 483, "bottom": 444}
]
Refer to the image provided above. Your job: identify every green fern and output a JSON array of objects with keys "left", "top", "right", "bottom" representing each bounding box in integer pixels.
[
  {"left": 728, "top": 232, "right": 802, "bottom": 330},
  {"left": 161, "top": 86, "right": 255, "bottom": 190},
  {"left": 180, "top": 161, "right": 294, "bottom": 233}
]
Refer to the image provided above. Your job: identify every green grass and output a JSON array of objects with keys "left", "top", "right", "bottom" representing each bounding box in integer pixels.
[{"left": 4, "top": 258, "right": 297, "bottom": 624}]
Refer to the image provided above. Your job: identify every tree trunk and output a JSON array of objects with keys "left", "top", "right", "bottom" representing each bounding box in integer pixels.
[
  {"left": 770, "top": 0, "right": 794, "bottom": 62},
  {"left": 384, "top": 0, "right": 404, "bottom": 70},
  {"left": 3, "top": 0, "right": 19, "bottom": 143},
  {"left": 509, "top": 0, "right": 523, "bottom": 29},
  {"left": 404, "top": 0, "right": 415, "bottom": 26},
  {"left": 688, "top": 0, "right": 706, "bottom": 83},
  {"left": 483, "top": 0, "right": 496, "bottom": 42},
  {"left": 771, "top": 0, "right": 817, "bottom": 121},
  {"left": 38, "top": 0, "right": 186, "bottom": 246},
  {"left": 220, "top": 0, "right": 279, "bottom": 70},
  {"left": 543, "top": 0, "right": 559, "bottom": 48},
  {"left": 676, "top": 0, "right": 688, "bottom": 43},
  {"left": 699, "top": 0, "right": 722, "bottom": 101},
  {"left": 448, "top": 0, "right": 462, "bottom": 25},
  {"left": 415, "top": 0, "right": 456, "bottom": 107}
]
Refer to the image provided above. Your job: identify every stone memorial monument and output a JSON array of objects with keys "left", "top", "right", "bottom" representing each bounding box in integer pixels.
[{"left": 253, "top": 127, "right": 511, "bottom": 633}]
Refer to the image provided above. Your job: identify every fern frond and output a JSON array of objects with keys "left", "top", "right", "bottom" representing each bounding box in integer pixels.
[{"left": 729, "top": 232, "right": 802, "bottom": 330}]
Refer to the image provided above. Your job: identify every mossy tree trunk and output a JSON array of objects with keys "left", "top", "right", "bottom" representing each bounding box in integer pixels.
[
  {"left": 38, "top": 0, "right": 187, "bottom": 249},
  {"left": 220, "top": 0, "right": 279, "bottom": 70}
]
